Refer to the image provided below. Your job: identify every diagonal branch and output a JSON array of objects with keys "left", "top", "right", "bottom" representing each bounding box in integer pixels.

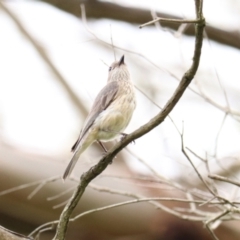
[
  {"left": 209, "top": 174, "right": 240, "bottom": 188},
  {"left": 0, "top": 2, "right": 88, "bottom": 116},
  {"left": 0, "top": 225, "right": 32, "bottom": 240},
  {"left": 52, "top": 1, "right": 205, "bottom": 239}
]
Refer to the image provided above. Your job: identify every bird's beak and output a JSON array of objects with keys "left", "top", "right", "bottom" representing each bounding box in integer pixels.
[{"left": 119, "top": 55, "right": 125, "bottom": 66}]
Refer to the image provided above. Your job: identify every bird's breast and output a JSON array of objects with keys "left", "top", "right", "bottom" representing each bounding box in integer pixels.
[{"left": 93, "top": 84, "right": 136, "bottom": 141}]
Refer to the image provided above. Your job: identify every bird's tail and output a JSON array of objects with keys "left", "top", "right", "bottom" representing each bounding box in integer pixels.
[{"left": 62, "top": 145, "right": 85, "bottom": 181}]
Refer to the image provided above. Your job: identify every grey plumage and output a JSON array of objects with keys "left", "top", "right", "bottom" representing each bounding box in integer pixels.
[
  {"left": 71, "top": 81, "right": 119, "bottom": 152},
  {"left": 63, "top": 55, "right": 136, "bottom": 180}
]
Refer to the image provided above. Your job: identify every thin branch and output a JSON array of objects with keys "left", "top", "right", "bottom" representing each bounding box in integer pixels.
[
  {"left": 72, "top": 197, "right": 207, "bottom": 221},
  {"left": 0, "top": 176, "right": 60, "bottom": 197},
  {"left": 203, "top": 30, "right": 231, "bottom": 114},
  {"left": 30, "top": 194, "right": 208, "bottom": 237},
  {"left": 205, "top": 224, "right": 219, "bottom": 240},
  {"left": 185, "top": 148, "right": 212, "bottom": 182},
  {"left": 181, "top": 123, "right": 215, "bottom": 195},
  {"left": 124, "top": 147, "right": 167, "bottom": 180},
  {"left": 53, "top": 2, "right": 205, "bottom": 239},
  {"left": 209, "top": 174, "right": 240, "bottom": 188},
  {"left": 47, "top": 186, "right": 77, "bottom": 201},
  {"left": 199, "top": 196, "right": 216, "bottom": 207},
  {"left": 35, "top": 225, "right": 55, "bottom": 240},
  {"left": 0, "top": 225, "right": 32, "bottom": 240},
  {"left": 186, "top": 147, "right": 207, "bottom": 163},
  {"left": 175, "top": 23, "right": 191, "bottom": 37},
  {"left": 205, "top": 210, "right": 229, "bottom": 240},
  {"left": 89, "top": 184, "right": 206, "bottom": 204},
  {"left": 123, "top": 147, "right": 210, "bottom": 201},
  {"left": 27, "top": 181, "right": 49, "bottom": 200},
  {"left": 53, "top": 200, "right": 70, "bottom": 210},
  {"left": 196, "top": 82, "right": 240, "bottom": 117},
  {"left": 134, "top": 85, "right": 181, "bottom": 135},
  {"left": 89, "top": 183, "right": 236, "bottom": 206},
  {"left": 0, "top": 2, "right": 88, "bottom": 116},
  {"left": 109, "top": 24, "right": 116, "bottom": 61},
  {"left": 29, "top": 221, "right": 59, "bottom": 238},
  {"left": 181, "top": 124, "right": 238, "bottom": 208},
  {"left": 140, "top": 17, "right": 200, "bottom": 29},
  {"left": 213, "top": 113, "right": 227, "bottom": 157},
  {"left": 94, "top": 174, "right": 213, "bottom": 200},
  {"left": 150, "top": 9, "right": 162, "bottom": 31},
  {"left": 80, "top": 4, "right": 180, "bottom": 81}
]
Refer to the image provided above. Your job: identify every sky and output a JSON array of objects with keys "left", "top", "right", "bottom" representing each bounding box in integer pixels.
[{"left": 0, "top": 0, "right": 240, "bottom": 179}]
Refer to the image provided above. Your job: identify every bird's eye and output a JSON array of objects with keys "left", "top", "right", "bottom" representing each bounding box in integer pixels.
[{"left": 109, "top": 66, "right": 112, "bottom": 71}]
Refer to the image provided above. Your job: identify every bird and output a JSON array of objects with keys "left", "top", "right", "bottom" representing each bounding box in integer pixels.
[{"left": 63, "top": 55, "right": 136, "bottom": 180}]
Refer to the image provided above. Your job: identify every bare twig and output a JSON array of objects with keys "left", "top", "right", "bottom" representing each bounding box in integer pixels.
[
  {"left": 0, "top": 225, "right": 32, "bottom": 240},
  {"left": 72, "top": 197, "right": 206, "bottom": 221},
  {"left": 89, "top": 183, "right": 208, "bottom": 204},
  {"left": 181, "top": 123, "right": 215, "bottom": 195},
  {"left": 209, "top": 174, "right": 240, "bottom": 188},
  {"left": 196, "top": 81, "right": 240, "bottom": 117},
  {"left": 30, "top": 194, "right": 207, "bottom": 238},
  {"left": 205, "top": 210, "right": 229, "bottom": 240},
  {"left": 213, "top": 113, "right": 227, "bottom": 157},
  {"left": 47, "top": 186, "right": 77, "bottom": 201},
  {"left": 203, "top": 30, "right": 231, "bottom": 114},
  {"left": 109, "top": 24, "right": 116, "bottom": 61},
  {"left": 150, "top": 9, "right": 162, "bottom": 31},
  {"left": 0, "top": 176, "right": 60, "bottom": 197},
  {"left": 80, "top": 4, "right": 180, "bottom": 81},
  {"left": 53, "top": 200, "right": 70, "bottom": 209},
  {"left": 96, "top": 174, "right": 213, "bottom": 201},
  {"left": 205, "top": 224, "right": 219, "bottom": 240},
  {"left": 140, "top": 17, "right": 200, "bottom": 29},
  {"left": 186, "top": 147, "right": 208, "bottom": 164},
  {"left": 29, "top": 221, "right": 59, "bottom": 238},
  {"left": 134, "top": 85, "right": 181, "bottom": 135},
  {"left": 124, "top": 147, "right": 167, "bottom": 180},
  {"left": 181, "top": 124, "right": 238, "bottom": 208},
  {"left": 35, "top": 225, "right": 55, "bottom": 240}
]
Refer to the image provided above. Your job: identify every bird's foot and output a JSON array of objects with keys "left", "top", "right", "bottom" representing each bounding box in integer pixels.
[
  {"left": 120, "top": 133, "right": 135, "bottom": 144},
  {"left": 97, "top": 140, "right": 108, "bottom": 153}
]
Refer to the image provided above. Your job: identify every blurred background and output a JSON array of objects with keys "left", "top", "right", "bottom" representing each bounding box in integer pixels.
[{"left": 0, "top": 0, "right": 240, "bottom": 239}]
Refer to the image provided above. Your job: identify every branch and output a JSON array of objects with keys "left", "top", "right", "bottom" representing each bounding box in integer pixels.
[
  {"left": 180, "top": 124, "right": 215, "bottom": 195},
  {"left": 72, "top": 198, "right": 208, "bottom": 221},
  {"left": 53, "top": 1, "right": 205, "bottom": 239},
  {"left": 0, "top": 2, "right": 88, "bottom": 116},
  {"left": 39, "top": 0, "right": 240, "bottom": 49},
  {"left": 139, "top": 17, "right": 200, "bottom": 28},
  {"left": 0, "top": 226, "right": 32, "bottom": 240},
  {"left": 205, "top": 210, "right": 229, "bottom": 240},
  {"left": 209, "top": 174, "right": 240, "bottom": 188},
  {"left": 0, "top": 176, "right": 60, "bottom": 197},
  {"left": 181, "top": 125, "right": 238, "bottom": 208}
]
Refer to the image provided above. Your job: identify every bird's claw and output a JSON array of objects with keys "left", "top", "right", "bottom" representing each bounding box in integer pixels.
[{"left": 120, "top": 133, "right": 135, "bottom": 144}]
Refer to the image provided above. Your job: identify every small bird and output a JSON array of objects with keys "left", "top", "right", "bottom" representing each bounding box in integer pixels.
[{"left": 63, "top": 55, "right": 136, "bottom": 180}]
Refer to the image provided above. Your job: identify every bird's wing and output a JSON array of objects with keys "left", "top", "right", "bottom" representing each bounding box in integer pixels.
[{"left": 71, "top": 81, "right": 119, "bottom": 152}]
